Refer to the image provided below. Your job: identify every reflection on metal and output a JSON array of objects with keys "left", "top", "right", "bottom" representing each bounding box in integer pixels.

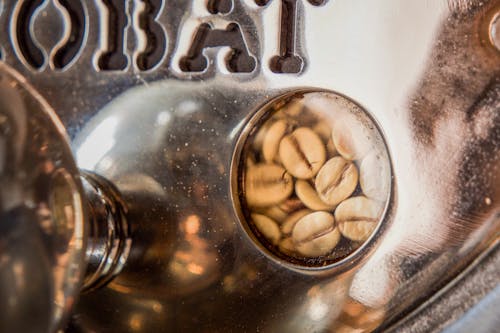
[
  {"left": 0, "top": 0, "right": 498, "bottom": 332},
  {"left": 0, "top": 0, "right": 327, "bottom": 74},
  {"left": 80, "top": 171, "right": 131, "bottom": 293},
  {"left": 0, "top": 63, "right": 132, "bottom": 333},
  {"left": 0, "top": 63, "right": 86, "bottom": 333},
  {"left": 489, "top": 11, "right": 500, "bottom": 51}
]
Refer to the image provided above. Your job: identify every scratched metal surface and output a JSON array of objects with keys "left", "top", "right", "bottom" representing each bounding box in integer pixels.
[
  {"left": 393, "top": 245, "right": 500, "bottom": 333},
  {"left": 0, "top": 0, "right": 499, "bottom": 332}
]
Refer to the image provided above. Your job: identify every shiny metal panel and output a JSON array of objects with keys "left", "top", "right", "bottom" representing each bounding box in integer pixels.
[
  {"left": 0, "top": 0, "right": 498, "bottom": 332},
  {"left": 0, "top": 63, "right": 87, "bottom": 333}
]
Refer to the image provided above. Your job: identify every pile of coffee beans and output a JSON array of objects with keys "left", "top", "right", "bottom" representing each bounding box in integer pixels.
[{"left": 239, "top": 92, "right": 390, "bottom": 264}]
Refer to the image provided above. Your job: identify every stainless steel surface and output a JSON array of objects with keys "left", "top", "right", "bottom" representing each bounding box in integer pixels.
[
  {"left": 489, "top": 9, "right": 500, "bottom": 51},
  {"left": 390, "top": 240, "right": 500, "bottom": 333},
  {"left": 80, "top": 171, "right": 131, "bottom": 292},
  {"left": 441, "top": 267, "right": 500, "bottom": 333},
  {"left": 0, "top": 62, "right": 133, "bottom": 332},
  {"left": 443, "top": 284, "right": 500, "bottom": 333},
  {"left": 0, "top": 63, "right": 87, "bottom": 333},
  {"left": 0, "top": 0, "right": 499, "bottom": 332}
]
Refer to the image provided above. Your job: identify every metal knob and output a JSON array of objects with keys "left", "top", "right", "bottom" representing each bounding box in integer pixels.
[{"left": 0, "top": 63, "right": 130, "bottom": 333}]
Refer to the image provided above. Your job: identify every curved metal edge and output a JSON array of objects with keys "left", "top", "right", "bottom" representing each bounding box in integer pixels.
[
  {"left": 0, "top": 61, "right": 73, "bottom": 146},
  {"left": 384, "top": 239, "right": 500, "bottom": 333},
  {"left": 0, "top": 61, "right": 90, "bottom": 333},
  {"left": 229, "top": 87, "right": 395, "bottom": 276}
]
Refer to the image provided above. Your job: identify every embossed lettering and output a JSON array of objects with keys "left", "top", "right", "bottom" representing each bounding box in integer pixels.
[
  {"left": 97, "top": 0, "right": 128, "bottom": 70},
  {"left": 0, "top": 1, "right": 3, "bottom": 60},
  {"left": 14, "top": 0, "right": 45, "bottom": 69},
  {"left": 136, "top": 0, "right": 166, "bottom": 71},
  {"left": 207, "top": 0, "right": 233, "bottom": 14},
  {"left": 4, "top": 0, "right": 326, "bottom": 74},
  {"left": 256, "top": 0, "right": 327, "bottom": 73},
  {"left": 53, "top": 0, "right": 86, "bottom": 69},
  {"left": 179, "top": 23, "right": 256, "bottom": 73}
]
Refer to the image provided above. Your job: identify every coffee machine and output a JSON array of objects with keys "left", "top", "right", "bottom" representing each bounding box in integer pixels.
[{"left": 0, "top": 1, "right": 498, "bottom": 332}]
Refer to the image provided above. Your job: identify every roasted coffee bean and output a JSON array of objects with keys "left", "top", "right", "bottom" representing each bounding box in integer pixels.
[
  {"left": 240, "top": 92, "right": 391, "bottom": 263},
  {"left": 278, "top": 197, "right": 305, "bottom": 213},
  {"left": 295, "top": 180, "right": 335, "bottom": 211},
  {"left": 279, "top": 127, "right": 326, "bottom": 179},
  {"left": 360, "top": 152, "right": 390, "bottom": 200},
  {"left": 281, "top": 208, "right": 312, "bottom": 235},
  {"left": 263, "top": 119, "right": 288, "bottom": 162},
  {"left": 251, "top": 213, "right": 281, "bottom": 245},
  {"left": 258, "top": 205, "right": 288, "bottom": 223},
  {"left": 279, "top": 237, "right": 295, "bottom": 255},
  {"left": 281, "top": 99, "right": 304, "bottom": 118},
  {"left": 326, "top": 137, "right": 337, "bottom": 157},
  {"left": 245, "top": 164, "right": 293, "bottom": 207},
  {"left": 332, "top": 116, "right": 371, "bottom": 161},
  {"left": 334, "top": 196, "right": 382, "bottom": 241},
  {"left": 292, "top": 211, "right": 341, "bottom": 257},
  {"left": 315, "top": 157, "right": 359, "bottom": 206},
  {"left": 313, "top": 121, "right": 332, "bottom": 142},
  {"left": 246, "top": 152, "right": 257, "bottom": 168},
  {"left": 252, "top": 120, "right": 272, "bottom": 151}
]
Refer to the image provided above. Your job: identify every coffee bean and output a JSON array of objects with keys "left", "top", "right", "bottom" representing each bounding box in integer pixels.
[
  {"left": 240, "top": 92, "right": 391, "bottom": 263},
  {"left": 252, "top": 120, "right": 272, "bottom": 151},
  {"left": 245, "top": 164, "right": 293, "bottom": 207},
  {"left": 315, "top": 157, "right": 359, "bottom": 206},
  {"left": 279, "top": 237, "right": 295, "bottom": 255},
  {"left": 292, "top": 212, "right": 340, "bottom": 258},
  {"left": 313, "top": 121, "right": 332, "bottom": 142},
  {"left": 332, "top": 116, "right": 371, "bottom": 161},
  {"left": 251, "top": 213, "right": 281, "bottom": 245},
  {"left": 360, "top": 152, "right": 390, "bottom": 201},
  {"left": 281, "top": 208, "right": 312, "bottom": 235},
  {"left": 292, "top": 211, "right": 341, "bottom": 257},
  {"left": 263, "top": 120, "right": 288, "bottom": 162},
  {"left": 334, "top": 196, "right": 382, "bottom": 241},
  {"left": 279, "top": 127, "right": 326, "bottom": 179},
  {"left": 257, "top": 205, "right": 288, "bottom": 223},
  {"left": 278, "top": 197, "right": 305, "bottom": 214},
  {"left": 295, "top": 180, "right": 335, "bottom": 211},
  {"left": 281, "top": 99, "right": 304, "bottom": 118},
  {"left": 326, "top": 137, "right": 337, "bottom": 157},
  {"left": 246, "top": 153, "right": 256, "bottom": 168}
]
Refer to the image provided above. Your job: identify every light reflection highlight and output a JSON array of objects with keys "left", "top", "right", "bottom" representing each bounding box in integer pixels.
[{"left": 76, "top": 116, "right": 118, "bottom": 169}]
